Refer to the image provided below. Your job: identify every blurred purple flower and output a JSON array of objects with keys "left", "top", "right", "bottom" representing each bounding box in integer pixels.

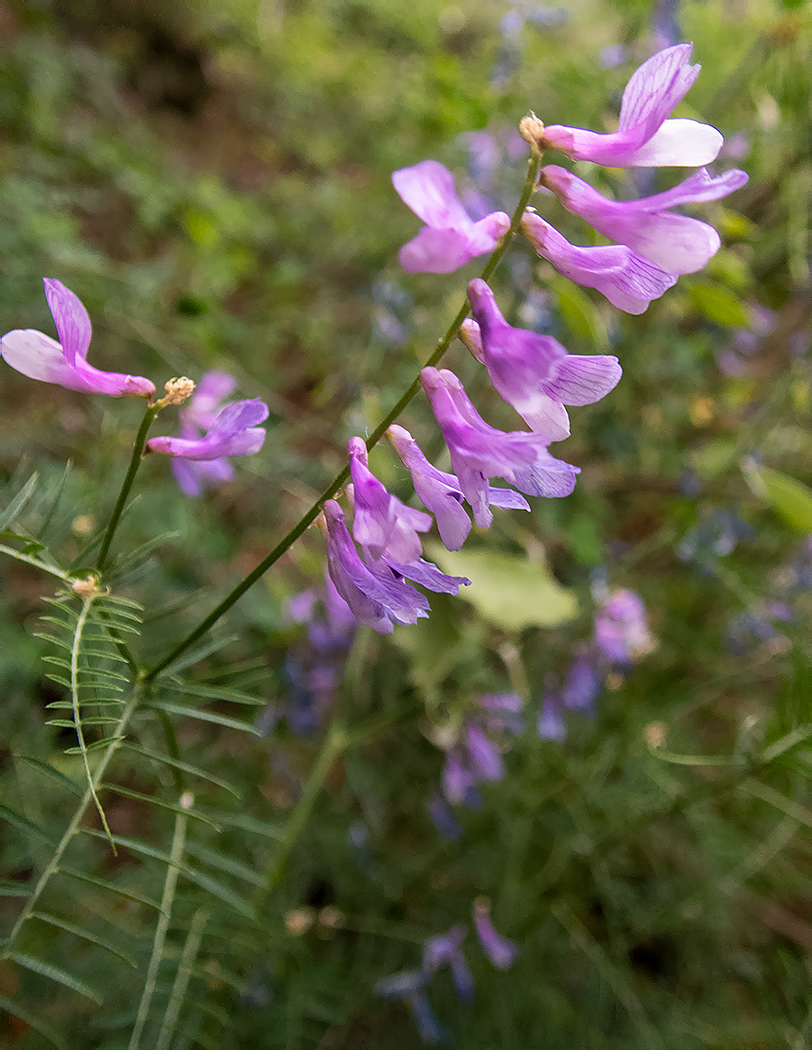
[
  {"left": 541, "top": 165, "right": 748, "bottom": 275},
  {"left": 521, "top": 212, "right": 678, "bottom": 314},
  {"left": 594, "top": 588, "right": 655, "bottom": 664},
  {"left": 387, "top": 425, "right": 529, "bottom": 551},
  {"left": 392, "top": 160, "right": 510, "bottom": 274},
  {"left": 542, "top": 44, "right": 723, "bottom": 167},
  {"left": 473, "top": 899, "right": 518, "bottom": 970},
  {"left": 421, "top": 367, "right": 580, "bottom": 529},
  {"left": 442, "top": 749, "right": 481, "bottom": 808},
  {"left": 561, "top": 654, "right": 602, "bottom": 710},
  {"left": 1, "top": 279, "right": 155, "bottom": 398},
  {"left": 427, "top": 793, "right": 463, "bottom": 841},
  {"left": 423, "top": 925, "right": 475, "bottom": 1000},
  {"left": 464, "top": 279, "right": 622, "bottom": 438},
  {"left": 537, "top": 697, "right": 567, "bottom": 741}
]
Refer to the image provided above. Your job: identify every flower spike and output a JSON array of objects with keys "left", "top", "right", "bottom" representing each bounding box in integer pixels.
[
  {"left": 541, "top": 165, "right": 749, "bottom": 274},
  {"left": 0, "top": 279, "right": 155, "bottom": 398},
  {"left": 542, "top": 44, "right": 724, "bottom": 167},
  {"left": 465, "top": 279, "right": 622, "bottom": 438},
  {"left": 392, "top": 160, "right": 510, "bottom": 274}
]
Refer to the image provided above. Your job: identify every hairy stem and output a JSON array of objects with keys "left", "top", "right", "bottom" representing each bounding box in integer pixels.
[
  {"left": 144, "top": 150, "right": 542, "bottom": 682},
  {"left": 97, "top": 403, "right": 160, "bottom": 573}
]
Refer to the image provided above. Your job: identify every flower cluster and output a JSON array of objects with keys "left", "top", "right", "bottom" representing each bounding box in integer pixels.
[{"left": 375, "top": 899, "right": 518, "bottom": 1043}]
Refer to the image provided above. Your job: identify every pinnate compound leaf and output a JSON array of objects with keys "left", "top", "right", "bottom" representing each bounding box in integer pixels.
[
  {"left": 8, "top": 951, "right": 102, "bottom": 1003},
  {"left": 428, "top": 545, "right": 578, "bottom": 630},
  {"left": 0, "top": 473, "right": 39, "bottom": 530},
  {"left": 29, "top": 912, "right": 138, "bottom": 967}
]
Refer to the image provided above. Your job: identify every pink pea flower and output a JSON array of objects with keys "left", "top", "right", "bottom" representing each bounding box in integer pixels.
[
  {"left": 542, "top": 44, "right": 723, "bottom": 167},
  {"left": 387, "top": 424, "right": 530, "bottom": 552},
  {"left": 146, "top": 398, "right": 268, "bottom": 476},
  {"left": 521, "top": 211, "right": 678, "bottom": 314},
  {"left": 319, "top": 500, "right": 430, "bottom": 634},
  {"left": 541, "top": 165, "right": 748, "bottom": 274},
  {"left": 0, "top": 278, "right": 154, "bottom": 398},
  {"left": 392, "top": 160, "right": 510, "bottom": 274},
  {"left": 473, "top": 898, "right": 518, "bottom": 970},
  {"left": 421, "top": 367, "right": 580, "bottom": 529},
  {"left": 464, "top": 279, "right": 622, "bottom": 439}
]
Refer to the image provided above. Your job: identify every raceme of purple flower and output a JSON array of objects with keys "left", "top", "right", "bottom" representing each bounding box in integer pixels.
[
  {"left": 521, "top": 211, "right": 678, "bottom": 314},
  {"left": 540, "top": 165, "right": 749, "bottom": 275},
  {"left": 421, "top": 366, "right": 580, "bottom": 529},
  {"left": 593, "top": 588, "right": 655, "bottom": 664},
  {"left": 463, "top": 279, "right": 622, "bottom": 439},
  {"left": 392, "top": 160, "right": 510, "bottom": 274},
  {"left": 0, "top": 279, "right": 155, "bottom": 398},
  {"left": 541, "top": 44, "right": 723, "bottom": 167},
  {"left": 319, "top": 499, "right": 430, "bottom": 634},
  {"left": 473, "top": 898, "right": 519, "bottom": 971},
  {"left": 387, "top": 424, "right": 530, "bottom": 552},
  {"left": 146, "top": 399, "right": 269, "bottom": 483}
]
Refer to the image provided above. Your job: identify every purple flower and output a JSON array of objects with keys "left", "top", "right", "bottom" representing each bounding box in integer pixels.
[
  {"left": 387, "top": 425, "right": 529, "bottom": 551},
  {"left": 542, "top": 44, "right": 723, "bottom": 167},
  {"left": 392, "top": 160, "right": 510, "bottom": 274},
  {"left": 537, "top": 697, "right": 567, "bottom": 741},
  {"left": 0, "top": 279, "right": 155, "bottom": 398},
  {"left": 465, "top": 724, "right": 505, "bottom": 782},
  {"left": 594, "top": 588, "right": 655, "bottom": 664},
  {"left": 478, "top": 692, "right": 524, "bottom": 734},
  {"left": 473, "top": 898, "right": 518, "bottom": 970},
  {"left": 319, "top": 500, "right": 429, "bottom": 634},
  {"left": 421, "top": 367, "right": 580, "bottom": 529},
  {"left": 442, "top": 749, "right": 480, "bottom": 808},
  {"left": 374, "top": 968, "right": 447, "bottom": 1043},
  {"left": 427, "top": 793, "right": 463, "bottom": 841},
  {"left": 541, "top": 165, "right": 748, "bottom": 275},
  {"left": 464, "top": 279, "right": 622, "bottom": 438},
  {"left": 561, "top": 654, "right": 601, "bottom": 710},
  {"left": 348, "top": 437, "right": 431, "bottom": 562},
  {"left": 423, "top": 925, "right": 475, "bottom": 1000},
  {"left": 146, "top": 399, "right": 269, "bottom": 490},
  {"left": 521, "top": 211, "right": 678, "bottom": 314}
]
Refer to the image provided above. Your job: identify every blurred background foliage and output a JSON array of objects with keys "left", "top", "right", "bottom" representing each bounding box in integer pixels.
[{"left": 0, "top": 0, "right": 810, "bottom": 1046}]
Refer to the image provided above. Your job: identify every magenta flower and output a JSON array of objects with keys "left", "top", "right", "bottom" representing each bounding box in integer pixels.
[
  {"left": 147, "top": 399, "right": 268, "bottom": 476},
  {"left": 541, "top": 165, "right": 748, "bottom": 274},
  {"left": 473, "top": 899, "right": 518, "bottom": 970},
  {"left": 392, "top": 160, "right": 510, "bottom": 274},
  {"left": 319, "top": 500, "right": 430, "bottom": 634},
  {"left": 387, "top": 425, "right": 530, "bottom": 551},
  {"left": 464, "top": 279, "right": 622, "bottom": 439},
  {"left": 0, "top": 279, "right": 155, "bottom": 398},
  {"left": 542, "top": 44, "right": 723, "bottom": 167},
  {"left": 594, "top": 588, "right": 655, "bottom": 664},
  {"left": 521, "top": 211, "right": 678, "bottom": 314},
  {"left": 421, "top": 367, "right": 580, "bottom": 528}
]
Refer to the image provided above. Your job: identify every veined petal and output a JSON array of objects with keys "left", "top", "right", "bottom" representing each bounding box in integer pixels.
[
  {"left": 398, "top": 226, "right": 482, "bottom": 274},
  {"left": 43, "top": 278, "right": 91, "bottom": 364},
  {"left": 544, "top": 355, "right": 622, "bottom": 406},
  {"left": 617, "top": 44, "right": 698, "bottom": 134},
  {"left": 392, "top": 159, "right": 471, "bottom": 228},
  {"left": 620, "top": 118, "right": 723, "bottom": 167},
  {"left": 384, "top": 556, "right": 471, "bottom": 595}
]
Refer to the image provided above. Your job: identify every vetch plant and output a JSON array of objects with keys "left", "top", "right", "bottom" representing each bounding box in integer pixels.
[{"left": 0, "top": 40, "right": 756, "bottom": 1047}]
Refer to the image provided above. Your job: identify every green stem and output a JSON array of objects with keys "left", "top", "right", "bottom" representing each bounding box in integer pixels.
[
  {"left": 96, "top": 403, "right": 160, "bottom": 573},
  {"left": 145, "top": 150, "right": 542, "bottom": 682}
]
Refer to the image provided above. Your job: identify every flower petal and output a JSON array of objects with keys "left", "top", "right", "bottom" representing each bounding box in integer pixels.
[
  {"left": 43, "top": 278, "right": 91, "bottom": 365},
  {"left": 544, "top": 355, "right": 622, "bottom": 406},
  {"left": 398, "top": 226, "right": 482, "bottom": 274},
  {"left": 392, "top": 160, "right": 471, "bottom": 229}
]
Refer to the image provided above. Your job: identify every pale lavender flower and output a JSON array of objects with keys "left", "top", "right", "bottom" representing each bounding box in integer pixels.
[
  {"left": 464, "top": 279, "right": 622, "bottom": 438},
  {"left": 537, "top": 697, "right": 567, "bottom": 741},
  {"left": 0, "top": 279, "right": 155, "bottom": 398},
  {"left": 421, "top": 366, "right": 580, "bottom": 528},
  {"left": 541, "top": 165, "right": 748, "bottom": 275},
  {"left": 319, "top": 500, "right": 430, "bottom": 634},
  {"left": 594, "top": 588, "right": 655, "bottom": 664},
  {"left": 465, "top": 724, "right": 505, "bottom": 782},
  {"left": 478, "top": 692, "right": 524, "bottom": 734},
  {"left": 521, "top": 211, "right": 678, "bottom": 314},
  {"left": 542, "top": 44, "right": 723, "bottom": 167},
  {"left": 423, "top": 925, "right": 475, "bottom": 1000},
  {"left": 561, "top": 654, "right": 601, "bottom": 710},
  {"left": 442, "top": 749, "right": 480, "bottom": 808},
  {"left": 146, "top": 400, "right": 269, "bottom": 481},
  {"left": 387, "top": 425, "right": 529, "bottom": 551},
  {"left": 392, "top": 160, "right": 510, "bottom": 274},
  {"left": 473, "top": 898, "right": 519, "bottom": 970}
]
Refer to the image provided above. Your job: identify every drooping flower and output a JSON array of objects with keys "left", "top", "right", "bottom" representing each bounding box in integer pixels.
[
  {"left": 373, "top": 970, "right": 447, "bottom": 1044},
  {"left": 421, "top": 367, "right": 580, "bottom": 529},
  {"left": 423, "top": 925, "right": 475, "bottom": 1001},
  {"left": 347, "top": 438, "right": 470, "bottom": 595},
  {"left": 387, "top": 425, "right": 530, "bottom": 552},
  {"left": 0, "top": 278, "right": 155, "bottom": 398},
  {"left": 521, "top": 211, "right": 678, "bottom": 314},
  {"left": 392, "top": 160, "right": 510, "bottom": 274},
  {"left": 463, "top": 279, "right": 622, "bottom": 439},
  {"left": 594, "top": 588, "right": 655, "bottom": 664},
  {"left": 318, "top": 500, "right": 430, "bottom": 634},
  {"left": 537, "top": 697, "right": 567, "bottom": 741},
  {"left": 541, "top": 165, "right": 749, "bottom": 274},
  {"left": 472, "top": 898, "right": 519, "bottom": 970},
  {"left": 561, "top": 653, "right": 602, "bottom": 710},
  {"left": 541, "top": 44, "right": 723, "bottom": 168},
  {"left": 442, "top": 749, "right": 481, "bottom": 808},
  {"left": 146, "top": 399, "right": 269, "bottom": 487}
]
